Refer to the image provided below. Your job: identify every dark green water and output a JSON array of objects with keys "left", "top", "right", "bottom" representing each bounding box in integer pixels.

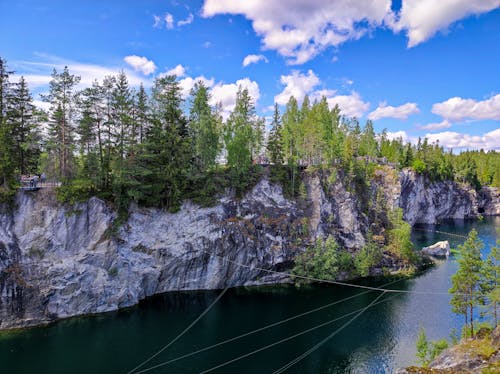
[{"left": 1, "top": 217, "right": 499, "bottom": 374}]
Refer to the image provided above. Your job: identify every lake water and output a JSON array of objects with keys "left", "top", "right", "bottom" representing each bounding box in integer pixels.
[{"left": 1, "top": 217, "right": 498, "bottom": 374}]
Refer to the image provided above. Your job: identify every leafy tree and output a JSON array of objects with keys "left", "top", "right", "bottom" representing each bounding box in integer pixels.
[
  {"left": 449, "top": 229, "right": 484, "bottom": 337},
  {"left": 416, "top": 327, "right": 449, "bottom": 367},
  {"left": 386, "top": 208, "right": 416, "bottom": 263}
]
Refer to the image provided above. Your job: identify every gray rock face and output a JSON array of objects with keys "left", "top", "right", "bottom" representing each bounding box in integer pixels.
[
  {"left": 1, "top": 169, "right": 498, "bottom": 330},
  {"left": 398, "top": 169, "right": 479, "bottom": 225},
  {"left": 421, "top": 241, "right": 450, "bottom": 258},
  {"left": 0, "top": 176, "right": 367, "bottom": 329}
]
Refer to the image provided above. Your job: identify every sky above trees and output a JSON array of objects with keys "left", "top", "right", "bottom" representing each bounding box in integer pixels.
[{"left": 1, "top": 0, "right": 499, "bottom": 150}]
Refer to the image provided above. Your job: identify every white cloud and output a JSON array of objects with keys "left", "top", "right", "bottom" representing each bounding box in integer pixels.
[
  {"left": 210, "top": 78, "right": 261, "bottom": 119},
  {"left": 425, "top": 129, "right": 500, "bottom": 150},
  {"left": 274, "top": 69, "right": 369, "bottom": 117},
  {"left": 322, "top": 91, "right": 370, "bottom": 118},
  {"left": 202, "top": 1, "right": 500, "bottom": 63},
  {"left": 242, "top": 54, "right": 268, "bottom": 67},
  {"left": 368, "top": 102, "right": 419, "bottom": 120},
  {"left": 177, "top": 13, "right": 194, "bottom": 27},
  {"left": 153, "top": 15, "right": 162, "bottom": 28},
  {"left": 418, "top": 120, "right": 451, "bottom": 131},
  {"left": 165, "top": 64, "right": 186, "bottom": 77},
  {"left": 32, "top": 99, "right": 51, "bottom": 111},
  {"left": 165, "top": 13, "right": 174, "bottom": 29},
  {"left": 390, "top": 0, "right": 500, "bottom": 48},
  {"left": 13, "top": 55, "right": 152, "bottom": 92},
  {"left": 202, "top": 41, "right": 213, "bottom": 48},
  {"left": 431, "top": 94, "right": 500, "bottom": 122},
  {"left": 203, "top": 0, "right": 392, "bottom": 64},
  {"left": 123, "top": 55, "right": 157, "bottom": 75},
  {"left": 178, "top": 76, "right": 215, "bottom": 98},
  {"left": 386, "top": 130, "right": 414, "bottom": 143},
  {"left": 274, "top": 70, "right": 320, "bottom": 105}
]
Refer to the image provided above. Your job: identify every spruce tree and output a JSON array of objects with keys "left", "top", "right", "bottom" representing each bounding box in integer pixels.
[
  {"left": 189, "top": 80, "right": 220, "bottom": 171},
  {"left": 449, "top": 229, "right": 484, "bottom": 337},
  {"left": 267, "top": 103, "right": 284, "bottom": 165},
  {"left": 7, "top": 76, "right": 40, "bottom": 175}
]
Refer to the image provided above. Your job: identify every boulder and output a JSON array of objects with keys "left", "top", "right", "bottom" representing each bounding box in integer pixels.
[{"left": 421, "top": 241, "right": 450, "bottom": 258}]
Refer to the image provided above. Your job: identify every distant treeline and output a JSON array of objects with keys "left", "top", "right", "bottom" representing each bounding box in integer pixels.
[{"left": 1, "top": 58, "right": 499, "bottom": 209}]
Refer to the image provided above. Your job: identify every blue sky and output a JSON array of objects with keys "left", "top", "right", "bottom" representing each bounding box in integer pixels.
[{"left": 1, "top": 0, "right": 499, "bottom": 150}]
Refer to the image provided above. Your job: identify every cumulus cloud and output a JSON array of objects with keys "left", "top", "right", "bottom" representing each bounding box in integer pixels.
[
  {"left": 274, "top": 69, "right": 369, "bottom": 117},
  {"left": 368, "top": 102, "right": 419, "bottom": 120},
  {"left": 425, "top": 129, "right": 500, "bottom": 150},
  {"left": 418, "top": 120, "right": 451, "bottom": 131},
  {"left": 321, "top": 91, "right": 370, "bottom": 118},
  {"left": 390, "top": 0, "right": 500, "bottom": 47},
  {"left": 242, "top": 54, "right": 268, "bottom": 67},
  {"left": 210, "top": 78, "right": 261, "bottom": 119},
  {"left": 202, "top": 1, "right": 499, "bottom": 63},
  {"left": 274, "top": 70, "right": 320, "bottom": 105},
  {"left": 123, "top": 55, "right": 157, "bottom": 75},
  {"left": 177, "top": 13, "right": 194, "bottom": 27},
  {"left": 178, "top": 76, "right": 215, "bottom": 98},
  {"left": 202, "top": 0, "right": 392, "bottom": 64},
  {"left": 431, "top": 94, "right": 500, "bottom": 122},
  {"left": 386, "top": 130, "right": 414, "bottom": 143},
  {"left": 165, "top": 64, "right": 186, "bottom": 77}
]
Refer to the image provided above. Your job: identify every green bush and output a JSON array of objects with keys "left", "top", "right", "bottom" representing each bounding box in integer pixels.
[
  {"left": 56, "top": 179, "right": 96, "bottom": 205},
  {"left": 354, "top": 238, "right": 383, "bottom": 276},
  {"left": 293, "top": 236, "right": 353, "bottom": 283}
]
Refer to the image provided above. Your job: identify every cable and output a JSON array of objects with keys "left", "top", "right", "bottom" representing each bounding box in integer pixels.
[
  {"left": 198, "top": 293, "right": 397, "bottom": 374},
  {"left": 412, "top": 227, "right": 468, "bottom": 239},
  {"left": 132, "top": 278, "right": 403, "bottom": 373},
  {"left": 127, "top": 286, "right": 229, "bottom": 374},
  {"left": 197, "top": 248, "right": 458, "bottom": 296},
  {"left": 271, "top": 292, "right": 386, "bottom": 374}
]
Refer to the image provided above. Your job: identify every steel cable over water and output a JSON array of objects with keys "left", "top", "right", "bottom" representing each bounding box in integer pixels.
[
  {"left": 199, "top": 292, "right": 394, "bottom": 374},
  {"left": 271, "top": 292, "right": 387, "bottom": 374},
  {"left": 127, "top": 286, "right": 229, "bottom": 374},
  {"left": 132, "top": 279, "right": 403, "bottom": 373}
]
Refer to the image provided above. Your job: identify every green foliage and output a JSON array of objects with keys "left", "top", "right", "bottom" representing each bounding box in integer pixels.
[
  {"left": 293, "top": 236, "right": 353, "bottom": 283},
  {"left": 354, "top": 235, "right": 383, "bottom": 276},
  {"left": 449, "top": 229, "right": 485, "bottom": 337},
  {"left": 412, "top": 159, "right": 426, "bottom": 174},
  {"left": 386, "top": 208, "right": 417, "bottom": 264},
  {"left": 56, "top": 179, "right": 96, "bottom": 205},
  {"left": 416, "top": 328, "right": 449, "bottom": 367}
]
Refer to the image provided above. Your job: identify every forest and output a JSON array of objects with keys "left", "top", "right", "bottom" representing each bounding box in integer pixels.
[{"left": 1, "top": 57, "right": 499, "bottom": 213}]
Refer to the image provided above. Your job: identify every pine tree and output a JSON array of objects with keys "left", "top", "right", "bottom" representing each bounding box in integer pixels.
[
  {"left": 481, "top": 233, "right": 499, "bottom": 327},
  {"left": 135, "top": 75, "right": 191, "bottom": 209},
  {"left": 267, "top": 103, "right": 284, "bottom": 164},
  {"left": 43, "top": 67, "right": 81, "bottom": 180},
  {"left": 189, "top": 80, "right": 220, "bottom": 171},
  {"left": 7, "top": 76, "right": 40, "bottom": 175},
  {"left": 0, "top": 58, "right": 15, "bottom": 187},
  {"left": 223, "top": 87, "right": 260, "bottom": 173},
  {"left": 449, "top": 229, "right": 484, "bottom": 337}
]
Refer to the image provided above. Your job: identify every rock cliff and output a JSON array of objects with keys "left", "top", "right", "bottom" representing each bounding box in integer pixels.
[{"left": 0, "top": 168, "right": 498, "bottom": 329}]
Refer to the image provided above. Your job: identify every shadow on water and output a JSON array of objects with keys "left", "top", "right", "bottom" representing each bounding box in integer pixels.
[{"left": 0, "top": 217, "right": 498, "bottom": 374}]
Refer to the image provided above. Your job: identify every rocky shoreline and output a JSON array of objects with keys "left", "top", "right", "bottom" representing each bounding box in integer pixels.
[{"left": 1, "top": 168, "right": 499, "bottom": 330}]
